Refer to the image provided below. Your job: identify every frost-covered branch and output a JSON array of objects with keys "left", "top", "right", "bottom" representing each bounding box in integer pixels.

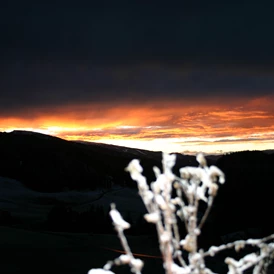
[
  {"left": 88, "top": 153, "right": 274, "bottom": 274},
  {"left": 88, "top": 203, "right": 143, "bottom": 274}
]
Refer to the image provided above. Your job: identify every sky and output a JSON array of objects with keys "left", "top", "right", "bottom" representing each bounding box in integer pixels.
[{"left": 1, "top": 0, "right": 274, "bottom": 154}]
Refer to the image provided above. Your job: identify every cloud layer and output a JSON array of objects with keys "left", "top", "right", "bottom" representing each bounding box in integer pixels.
[
  {"left": 1, "top": 65, "right": 274, "bottom": 114},
  {"left": 1, "top": 1, "right": 274, "bottom": 153},
  {"left": 1, "top": 93, "right": 273, "bottom": 153}
]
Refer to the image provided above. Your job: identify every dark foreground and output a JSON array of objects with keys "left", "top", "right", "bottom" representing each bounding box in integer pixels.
[
  {"left": 2, "top": 226, "right": 274, "bottom": 273},
  {"left": 0, "top": 226, "right": 164, "bottom": 274}
]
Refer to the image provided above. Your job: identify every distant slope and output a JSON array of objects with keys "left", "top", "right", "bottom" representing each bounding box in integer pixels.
[{"left": 0, "top": 131, "right": 197, "bottom": 192}]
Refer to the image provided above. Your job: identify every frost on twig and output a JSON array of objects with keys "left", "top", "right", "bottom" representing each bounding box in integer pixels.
[
  {"left": 88, "top": 153, "right": 274, "bottom": 274},
  {"left": 94, "top": 203, "right": 144, "bottom": 274}
]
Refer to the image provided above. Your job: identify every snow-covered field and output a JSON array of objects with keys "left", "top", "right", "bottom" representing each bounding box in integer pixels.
[
  {"left": 0, "top": 177, "right": 161, "bottom": 273},
  {"left": 0, "top": 176, "right": 146, "bottom": 224}
]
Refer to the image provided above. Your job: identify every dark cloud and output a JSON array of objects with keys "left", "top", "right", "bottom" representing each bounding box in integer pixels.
[
  {"left": 57, "top": 127, "right": 180, "bottom": 141},
  {"left": 211, "top": 136, "right": 274, "bottom": 143},
  {"left": 1, "top": 63, "right": 274, "bottom": 115},
  {"left": 1, "top": 1, "right": 274, "bottom": 116},
  {"left": 1, "top": 0, "right": 274, "bottom": 64}
]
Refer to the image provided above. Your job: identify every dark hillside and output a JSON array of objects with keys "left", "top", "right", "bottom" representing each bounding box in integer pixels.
[
  {"left": 0, "top": 131, "right": 196, "bottom": 192},
  {"left": 211, "top": 151, "right": 274, "bottom": 235},
  {"left": 0, "top": 131, "right": 101, "bottom": 191},
  {"left": 1, "top": 130, "right": 273, "bottom": 238}
]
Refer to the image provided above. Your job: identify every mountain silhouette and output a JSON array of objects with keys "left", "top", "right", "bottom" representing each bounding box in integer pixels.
[{"left": 0, "top": 130, "right": 197, "bottom": 192}]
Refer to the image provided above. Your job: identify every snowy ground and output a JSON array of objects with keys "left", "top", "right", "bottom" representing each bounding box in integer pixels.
[
  {"left": 0, "top": 176, "right": 146, "bottom": 225},
  {"left": 0, "top": 177, "right": 160, "bottom": 273}
]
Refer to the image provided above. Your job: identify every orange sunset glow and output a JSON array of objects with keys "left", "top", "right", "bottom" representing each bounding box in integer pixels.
[{"left": 1, "top": 95, "right": 274, "bottom": 154}]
